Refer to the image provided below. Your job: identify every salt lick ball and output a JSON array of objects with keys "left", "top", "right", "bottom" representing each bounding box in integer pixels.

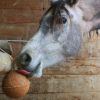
[
  {"left": 2, "top": 71, "right": 30, "bottom": 98},
  {"left": 0, "top": 51, "right": 12, "bottom": 73}
]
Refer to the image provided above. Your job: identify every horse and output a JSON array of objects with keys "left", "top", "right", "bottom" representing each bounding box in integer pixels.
[{"left": 17, "top": 0, "right": 100, "bottom": 77}]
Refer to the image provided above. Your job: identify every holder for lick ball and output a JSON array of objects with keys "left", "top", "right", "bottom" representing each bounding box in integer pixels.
[{"left": 2, "top": 47, "right": 31, "bottom": 99}]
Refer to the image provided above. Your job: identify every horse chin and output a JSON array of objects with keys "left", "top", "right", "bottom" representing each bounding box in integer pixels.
[
  {"left": 29, "top": 69, "right": 43, "bottom": 78},
  {"left": 27, "top": 65, "right": 43, "bottom": 78}
]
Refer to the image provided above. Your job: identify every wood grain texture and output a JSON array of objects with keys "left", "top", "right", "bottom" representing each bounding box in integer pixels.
[
  {"left": 0, "top": 9, "right": 44, "bottom": 24},
  {"left": 0, "top": 0, "right": 46, "bottom": 40},
  {"left": 1, "top": 75, "right": 100, "bottom": 93},
  {"left": 0, "top": 0, "right": 44, "bottom": 10},
  {"left": 29, "top": 75, "right": 100, "bottom": 93},
  {"left": 1, "top": 92, "right": 100, "bottom": 100},
  {"left": 0, "top": 23, "right": 39, "bottom": 39}
]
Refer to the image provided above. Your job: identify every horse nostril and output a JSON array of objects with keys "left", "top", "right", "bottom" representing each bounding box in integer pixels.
[{"left": 18, "top": 53, "right": 32, "bottom": 67}]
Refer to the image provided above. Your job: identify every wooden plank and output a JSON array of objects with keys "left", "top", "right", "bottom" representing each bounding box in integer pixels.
[
  {"left": 28, "top": 75, "right": 100, "bottom": 93},
  {"left": 79, "top": 31, "right": 100, "bottom": 58},
  {"left": 1, "top": 92, "right": 100, "bottom": 100},
  {"left": 0, "top": 0, "right": 44, "bottom": 10},
  {"left": 0, "top": 9, "right": 44, "bottom": 24},
  {"left": 44, "top": 59, "right": 100, "bottom": 75},
  {"left": 0, "top": 94, "right": 69, "bottom": 100},
  {"left": 1, "top": 75, "right": 100, "bottom": 93},
  {"left": 0, "top": 23, "right": 39, "bottom": 39}
]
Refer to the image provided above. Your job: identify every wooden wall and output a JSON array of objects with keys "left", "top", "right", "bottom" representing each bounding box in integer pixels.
[
  {"left": 0, "top": 0, "right": 49, "bottom": 40},
  {"left": 0, "top": 0, "right": 100, "bottom": 100}
]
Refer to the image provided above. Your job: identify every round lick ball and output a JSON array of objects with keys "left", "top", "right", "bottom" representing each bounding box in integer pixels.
[{"left": 2, "top": 71, "right": 30, "bottom": 98}]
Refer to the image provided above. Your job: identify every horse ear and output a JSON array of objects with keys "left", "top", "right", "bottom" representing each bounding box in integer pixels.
[
  {"left": 49, "top": 0, "right": 59, "bottom": 5},
  {"left": 49, "top": 0, "right": 78, "bottom": 6},
  {"left": 65, "top": 0, "right": 78, "bottom": 6}
]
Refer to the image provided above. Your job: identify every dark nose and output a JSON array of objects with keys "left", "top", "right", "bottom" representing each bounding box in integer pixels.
[{"left": 17, "top": 53, "right": 32, "bottom": 67}]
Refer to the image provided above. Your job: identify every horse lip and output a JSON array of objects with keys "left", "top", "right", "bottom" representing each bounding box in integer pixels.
[
  {"left": 17, "top": 62, "right": 41, "bottom": 77},
  {"left": 16, "top": 69, "right": 31, "bottom": 75}
]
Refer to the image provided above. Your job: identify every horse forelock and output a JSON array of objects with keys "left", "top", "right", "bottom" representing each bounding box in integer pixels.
[{"left": 39, "top": 2, "right": 70, "bottom": 33}]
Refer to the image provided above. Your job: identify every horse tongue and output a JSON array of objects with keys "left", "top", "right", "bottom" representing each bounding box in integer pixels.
[{"left": 16, "top": 70, "right": 31, "bottom": 75}]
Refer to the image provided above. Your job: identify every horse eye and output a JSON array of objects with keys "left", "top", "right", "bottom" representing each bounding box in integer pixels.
[{"left": 62, "top": 17, "right": 67, "bottom": 24}]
